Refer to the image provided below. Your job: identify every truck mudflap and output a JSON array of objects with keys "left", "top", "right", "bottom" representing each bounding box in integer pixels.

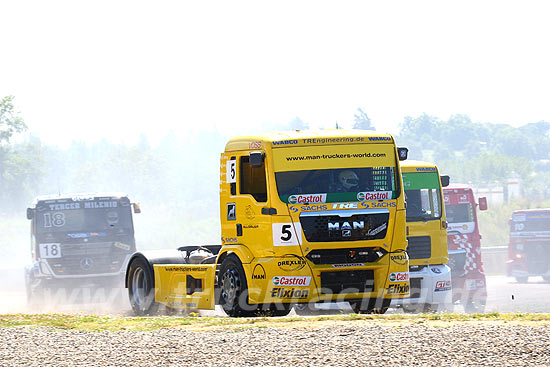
[{"left": 153, "top": 264, "right": 216, "bottom": 310}]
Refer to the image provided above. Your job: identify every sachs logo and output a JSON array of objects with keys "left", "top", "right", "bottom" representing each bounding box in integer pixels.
[
  {"left": 389, "top": 272, "right": 409, "bottom": 282},
  {"left": 272, "top": 276, "right": 311, "bottom": 287}
]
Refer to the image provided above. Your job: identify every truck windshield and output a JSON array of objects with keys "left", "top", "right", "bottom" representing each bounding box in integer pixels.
[
  {"left": 275, "top": 167, "right": 396, "bottom": 204},
  {"left": 272, "top": 143, "right": 398, "bottom": 204},
  {"left": 511, "top": 213, "right": 550, "bottom": 233},
  {"left": 445, "top": 203, "right": 475, "bottom": 234},
  {"left": 35, "top": 201, "right": 133, "bottom": 235},
  {"left": 402, "top": 172, "right": 441, "bottom": 221}
]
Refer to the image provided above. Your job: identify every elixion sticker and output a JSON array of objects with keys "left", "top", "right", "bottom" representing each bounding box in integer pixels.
[{"left": 272, "top": 223, "right": 302, "bottom": 246}]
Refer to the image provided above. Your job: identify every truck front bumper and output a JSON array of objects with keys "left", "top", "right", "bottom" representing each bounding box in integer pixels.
[{"left": 391, "top": 264, "right": 452, "bottom": 307}]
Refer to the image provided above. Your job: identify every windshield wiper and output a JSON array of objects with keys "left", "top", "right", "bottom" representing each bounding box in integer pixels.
[{"left": 406, "top": 216, "right": 431, "bottom": 221}]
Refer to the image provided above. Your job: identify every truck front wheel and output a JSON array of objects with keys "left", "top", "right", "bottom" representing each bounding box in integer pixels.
[
  {"left": 350, "top": 298, "right": 390, "bottom": 314},
  {"left": 463, "top": 296, "right": 486, "bottom": 314},
  {"left": 218, "top": 255, "right": 256, "bottom": 317},
  {"left": 127, "top": 257, "right": 159, "bottom": 315}
]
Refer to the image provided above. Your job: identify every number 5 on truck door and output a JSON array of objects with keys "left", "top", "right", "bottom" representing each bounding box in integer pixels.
[{"left": 272, "top": 223, "right": 302, "bottom": 246}]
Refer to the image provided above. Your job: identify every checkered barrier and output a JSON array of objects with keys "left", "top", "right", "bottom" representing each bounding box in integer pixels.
[{"left": 450, "top": 235, "right": 483, "bottom": 272}]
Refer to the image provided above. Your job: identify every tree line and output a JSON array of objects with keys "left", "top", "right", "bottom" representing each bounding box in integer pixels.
[{"left": 1, "top": 98, "right": 548, "bottom": 216}]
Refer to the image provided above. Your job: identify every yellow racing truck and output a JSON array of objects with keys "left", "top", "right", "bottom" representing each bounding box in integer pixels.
[
  {"left": 125, "top": 130, "right": 410, "bottom": 316},
  {"left": 392, "top": 161, "right": 452, "bottom": 312}
]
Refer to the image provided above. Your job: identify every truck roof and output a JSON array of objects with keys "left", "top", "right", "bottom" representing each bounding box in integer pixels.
[
  {"left": 443, "top": 184, "right": 473, "bottom": 190},
  {"left": 400, "top": 160, "right": 438, "bottom": 173},
  {"left": 512, "top": 208, "right": 550, "bottom": 214},
  {"left": 31, "top": 192, "right": 130, "bottom": 206},
  {"left": 224, "top": 129, "right": 395, "bottom": 152}
]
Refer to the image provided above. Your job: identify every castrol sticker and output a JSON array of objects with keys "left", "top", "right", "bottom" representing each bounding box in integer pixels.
[
  {"left": 388, "top": 272, "right": 409, "bottom": 282},
  {"left": 288, "top": 194, "right": 327, "bottom": 204},
  {"left": 272, "top": 276, "right": 312, "bottom": 287},
  {"left": 357, "top": 191, "right": 392, "bottom": 201}
]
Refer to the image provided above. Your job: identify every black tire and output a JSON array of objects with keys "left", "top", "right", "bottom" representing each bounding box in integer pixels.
[
  {"left": 294, "top": 303, "right": 319, "bottom": 316},
  {"left": 25, "top": 271, "right": 46, "bottom": 311},
  {"left": 127, "top": 257, "right": 159, "bottom": 315},
  {"left": 516, "top": 276, "right": 529, "bottom": 284},
  {"left": 402, "top": 304, "right": 422, "bottom": 314},
  {"left": 259, "top": 303, "right": 292, "bottom": 317},
  {"left": 439, "top": 303, "right": 455, "bottom": 313},
  {"left": 218, "top": 255, "right": 256, "bottom": 317},
  {"left": 422, "top": 303, "right": 444, "bottom": 313},
  {"left": 350, "top": 298, "right": 391, "bottom": 314},
  {"left": 463, "top": 297, "right": 486, "bottom": 314}
]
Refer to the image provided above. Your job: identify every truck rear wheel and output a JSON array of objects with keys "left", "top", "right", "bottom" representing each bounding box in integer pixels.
[
  {"left": 350, "top": 298, "right": 390, "bottom": 314},
  {"left": 516, "top": 276, "right": 529, "bottom": 283},
  {"left": 127, "top": 257, "right": 159, "bottom": 315},
  {"left": 463, "top": 296, "right": 486, "bottom": 314},
  {"left": 218, "top": 255, "right": 256, "bottom": 317}
]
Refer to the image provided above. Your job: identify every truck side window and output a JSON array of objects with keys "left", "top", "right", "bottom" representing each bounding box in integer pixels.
[{"left": 240, "top": 156, "right": 267, "bottom": 202}]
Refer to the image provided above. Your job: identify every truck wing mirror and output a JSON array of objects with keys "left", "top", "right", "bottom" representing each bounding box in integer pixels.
[
  {"left": 397, "top": 147, "right": 408, "bottom": 161},
  {"left": 478, "top": 197, "right": 488, "bottom": 211},
  {"left": 249, "top": 151, "right": 264, "bottom": 168},
  {"left": 440, "top": 175, "right": 450, "bottom": 187},
  {"left": 26, "top": 208, "right": 34, "bottom": 220},
  {"left": 132, "top": 202, "right": 142, "bottom": 214}
]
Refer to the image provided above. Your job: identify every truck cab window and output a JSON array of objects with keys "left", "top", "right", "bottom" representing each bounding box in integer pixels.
[{"left": 240, "top": 156, "right": 267, "bottom": 202}]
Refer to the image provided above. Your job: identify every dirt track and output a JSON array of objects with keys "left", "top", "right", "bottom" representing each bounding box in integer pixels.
[{"left": 1, "top": 321, "right": 549, "bottom": 366}]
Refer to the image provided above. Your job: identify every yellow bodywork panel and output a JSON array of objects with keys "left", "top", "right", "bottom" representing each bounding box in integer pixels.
[
  {"left": 154, "top": 264, "right": 216, "bottom": 310},
  {"left": 400, "top": 160, "right": 449, "bottom": 266}
]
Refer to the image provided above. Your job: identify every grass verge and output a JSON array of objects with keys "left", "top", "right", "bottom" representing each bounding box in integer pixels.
[{"left": 1, "top": 312, "right": 550, "bottom": 332}]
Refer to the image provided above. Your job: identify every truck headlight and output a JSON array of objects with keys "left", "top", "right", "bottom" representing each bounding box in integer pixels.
[{"left": 516, "top": 243, "right": 524, "bottom": 251}]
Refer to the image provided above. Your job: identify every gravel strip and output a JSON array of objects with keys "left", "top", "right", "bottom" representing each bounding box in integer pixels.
[{"left": 1, "top": 323, "right": 549, "bottom": 366}]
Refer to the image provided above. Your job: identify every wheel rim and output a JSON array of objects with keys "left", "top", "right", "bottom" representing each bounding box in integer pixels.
[
  {"left": 221, "top": 267, "right": 241, "bottom": 306},
  {"left": 131, "top": 267, "right": 147, "bottom": 311}
]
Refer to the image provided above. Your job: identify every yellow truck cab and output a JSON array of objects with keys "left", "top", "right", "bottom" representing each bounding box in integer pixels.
[
  {"left": 392, "top": 160, "right": 452, "bottom": 312},
  {"left": 126, "top": 130, "right": 410, "bottom": 316}
]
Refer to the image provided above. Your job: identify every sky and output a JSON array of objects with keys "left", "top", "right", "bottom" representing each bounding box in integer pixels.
[{"left": 1, "top": 0, "right": 550, "bottom": 146}]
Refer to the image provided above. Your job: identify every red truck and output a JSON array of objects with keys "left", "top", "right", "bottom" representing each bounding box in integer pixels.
[
  {"left": 507, "top": 209, "right": 550, "bottom": 283},
  {"left": 443, "top": 184, "right": 488, "bottom": 313}
]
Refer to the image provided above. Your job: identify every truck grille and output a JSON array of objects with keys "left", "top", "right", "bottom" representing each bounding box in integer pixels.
[
  {"left": 46, "top": 242, "right": 130, "bottom": 276},
  {"left": 306, "top": 247, "right": 387, "bottom": 265},
  {"left": 300, "top": 211, "right": 389, "bottom": 242},
  {"left": 407, "top": 236, "right": 431, "bottom": 259},
  {"left": 448, "top": 249, "right": 466, "bottom": 274},
  {"left": 320, "top": 270, "right": 375, "bottom": 294},
  {"left": 525, "top": 242, "right": 550, "bottom": 274},
  {"left": 409, "top": 277, "right": 422, "bottom": 299}
]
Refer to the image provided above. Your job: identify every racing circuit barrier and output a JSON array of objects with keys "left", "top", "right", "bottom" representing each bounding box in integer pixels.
[{"left": 481, "top": 246, "right": 507, "bottom": 275}]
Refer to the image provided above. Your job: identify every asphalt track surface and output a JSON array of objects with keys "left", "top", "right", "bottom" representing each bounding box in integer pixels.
[{"left": 1, "top": 267, "right": 549, "bottom": 315}]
